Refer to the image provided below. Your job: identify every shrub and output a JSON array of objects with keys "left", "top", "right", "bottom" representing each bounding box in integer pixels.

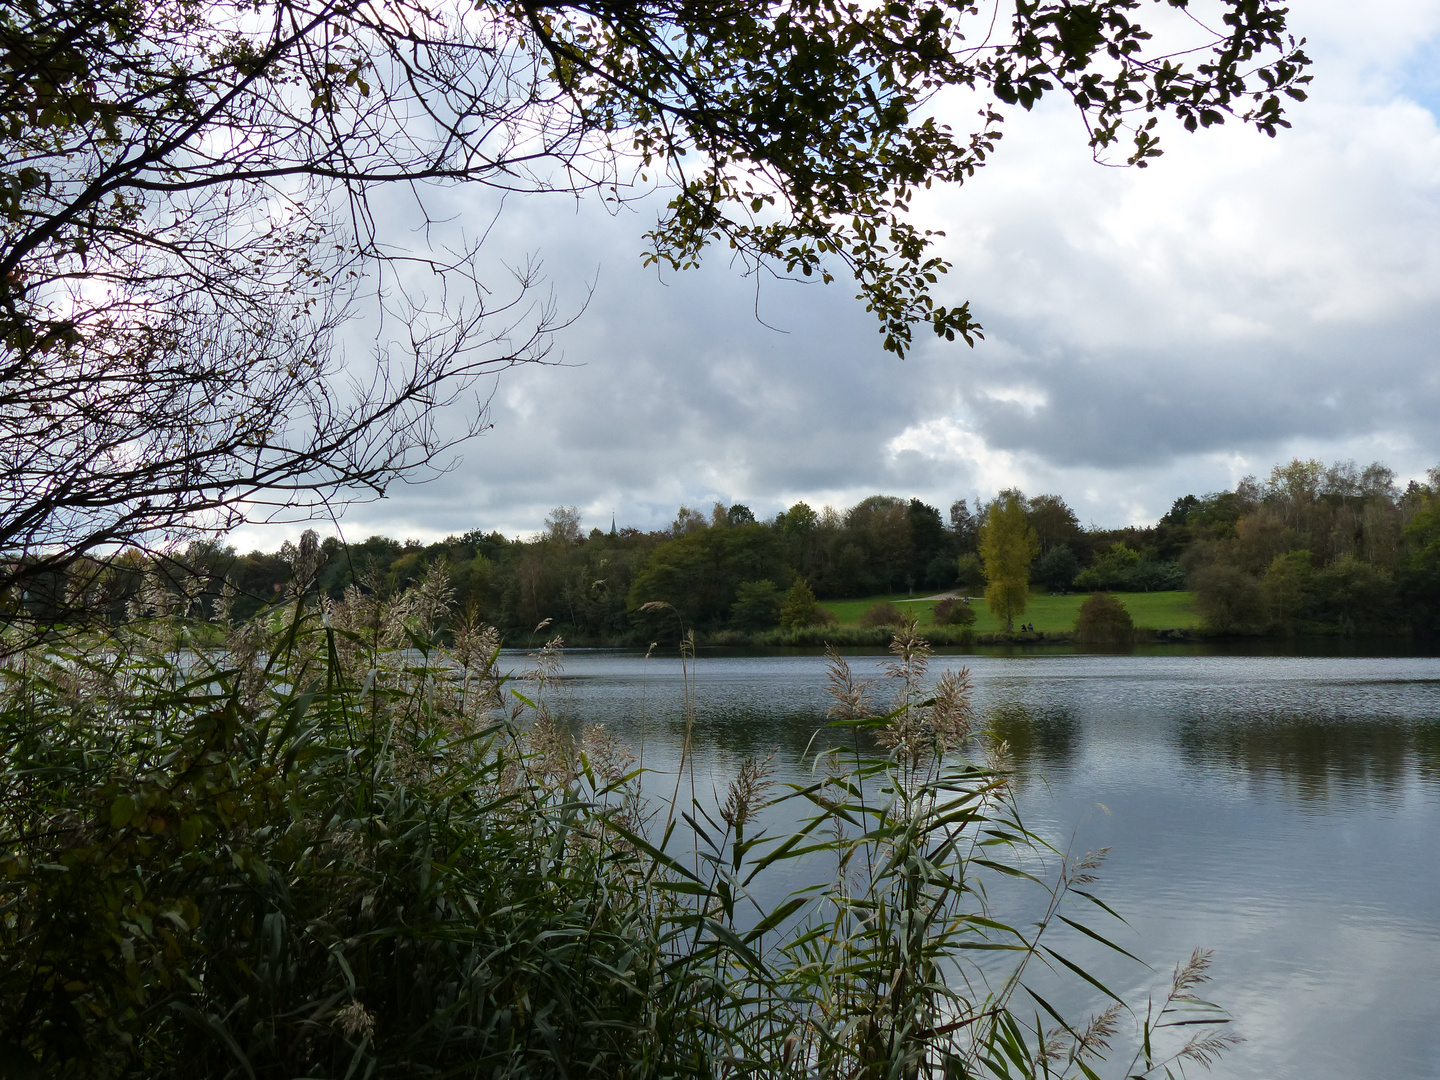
[
  {"left": 858, "top": 599, "right": 904, "bottom": 626},
  {"left": 1075, "top": 591, "right": 1135, "bottom": 644},
  {"left": 0, "top": 578, "right": 661, "bottom": 1078},
  {"left": 932, "top": 596, "right": 978, "bottom": 626}
]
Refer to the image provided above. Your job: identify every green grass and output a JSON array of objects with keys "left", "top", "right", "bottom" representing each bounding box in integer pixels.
[
  {"left": 820, "top": 589, "right": 1201, "bottom": 634},
  {"left": 822, "top": 592, "right": 929, "bottom": 625}
]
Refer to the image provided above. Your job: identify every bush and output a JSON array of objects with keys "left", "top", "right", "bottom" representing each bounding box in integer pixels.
[
  {"left": 0, "top": 579, "right": 662, "bottom": 1078},
  {"left": 0, "top": 573, "right": 1236, "bottom": 1079},
  {"left": 932, "top": 597, "right": 978, "bottom": 626},
  {"left": 1075, "top": 592, "right": 1135, "bottom": 644},
  {"left": 858, "top": 600, "right": 904, "bottom": 626}
]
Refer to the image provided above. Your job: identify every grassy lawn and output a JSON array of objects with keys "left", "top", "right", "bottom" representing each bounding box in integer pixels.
[{"left": 819, "top": 590, "right": 1201, "bottom": 634}]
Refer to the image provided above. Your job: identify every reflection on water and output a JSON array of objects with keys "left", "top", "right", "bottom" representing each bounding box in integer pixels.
[
  {"left": 1177, "top": 714, "right": 1440, "bottom": 804},
  {"left": 538, "top": 650, "right": 1440, "bottom": 804},
  {"left": 513, "top": 647, "right": 1440, "bottom": 1080},
  {"left": 984, "top": 703, "right": 1080, "bottom": 776}
]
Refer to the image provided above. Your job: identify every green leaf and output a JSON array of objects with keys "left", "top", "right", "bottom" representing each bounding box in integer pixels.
[
  {"left": 109, "top": 795, "right": 136, "bottom": 829},
  {"left": 1056, "top": 913, "right": 1147, "bottom": 966},
  {"left": 1042, "top": 946, "right": 1126, "bottom": 1005}
]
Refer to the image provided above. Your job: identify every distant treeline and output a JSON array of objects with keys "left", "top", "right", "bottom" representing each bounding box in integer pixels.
[{"left": 23, "top": 459, "right": 1440, "bottom": 642}]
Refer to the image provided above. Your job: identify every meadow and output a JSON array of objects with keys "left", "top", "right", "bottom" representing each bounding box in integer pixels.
[{"left": 820, "top": 589, "right": 1202, "bottom": 634}]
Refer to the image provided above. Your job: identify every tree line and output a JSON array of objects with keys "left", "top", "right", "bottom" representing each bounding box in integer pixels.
[
  {"left": 24, "top": 456, "right": 1439, "bottom": 642},
  {"left": 1178, "top": 460, "right": 1440, "bottom": 637}
]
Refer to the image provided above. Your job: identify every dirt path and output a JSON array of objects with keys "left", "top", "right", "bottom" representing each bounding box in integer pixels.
[{"left": 896, "top": 590, "right": 980, "bottom": 603}]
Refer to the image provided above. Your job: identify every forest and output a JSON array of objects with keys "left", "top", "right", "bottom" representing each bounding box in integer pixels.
[{"left": 30, "top": 457, "right": 1440, "bottom": 644}]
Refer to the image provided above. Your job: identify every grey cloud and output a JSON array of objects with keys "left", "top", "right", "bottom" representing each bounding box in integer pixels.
[
  {"left": 948, "top": 308, "right": 1440, "bottom": 469},
  {"left": 317, "top": 192, "right": 962, "bottom": 539},
  {"left": 231, "top": 6, "right": 1440, "bottom": 547}
]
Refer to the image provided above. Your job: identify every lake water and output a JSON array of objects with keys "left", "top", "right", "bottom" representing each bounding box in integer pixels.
[{"left": 502, "top": 645, "right": 1440, "bottom": 1080}]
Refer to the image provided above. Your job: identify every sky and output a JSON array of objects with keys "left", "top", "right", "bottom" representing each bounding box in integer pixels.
[{"left": 234, "top": 0, "right": 1440, "bottom": 550}]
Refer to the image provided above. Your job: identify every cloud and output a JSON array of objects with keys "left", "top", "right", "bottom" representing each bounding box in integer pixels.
[{"left": 229, "top": 1, "right": 1440, "bottom": 549}]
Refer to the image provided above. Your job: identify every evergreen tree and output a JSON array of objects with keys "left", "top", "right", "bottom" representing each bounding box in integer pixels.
[{"left": 779, "top": 579, "right": 822, "bottom": 628}]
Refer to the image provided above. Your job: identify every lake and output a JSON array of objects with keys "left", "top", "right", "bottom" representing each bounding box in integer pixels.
[{"left": 501, "top": 644, "right": 1440, "bottom": 1080}]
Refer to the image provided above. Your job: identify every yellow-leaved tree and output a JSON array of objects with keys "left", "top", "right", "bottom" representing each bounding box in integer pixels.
[{"left": 980, "top": 491, "right": 1040, "bottom": 633}]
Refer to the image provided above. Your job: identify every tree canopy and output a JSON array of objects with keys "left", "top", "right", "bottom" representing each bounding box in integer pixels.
[
  {"left": 1, "top": 0, "right": 1310, "bottom": 607},
  {"left": 979, "top": 489, "right": 1039, "bottom": 632}
]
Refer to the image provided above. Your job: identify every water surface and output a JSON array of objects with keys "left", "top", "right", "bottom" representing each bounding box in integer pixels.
[{"left": 506, "top": 647, "right": 1440, "bottom": 1080}]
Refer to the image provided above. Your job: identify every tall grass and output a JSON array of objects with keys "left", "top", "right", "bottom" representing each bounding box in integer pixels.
[{"left": 0, "top": 566, "right": 1234, "bottom": 1078}]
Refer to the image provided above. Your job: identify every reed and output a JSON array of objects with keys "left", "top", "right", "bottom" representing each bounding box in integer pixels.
[{"left": 0, "top": 572, "right": 1233, "bottom": 1078}]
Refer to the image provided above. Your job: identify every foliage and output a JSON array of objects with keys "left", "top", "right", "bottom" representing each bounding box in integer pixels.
[
  {"left": 1258, "top": 551, "right": 1312, "bottom": 635},
  {"left": 730, "top": 579, "right": 783, "bottom": 630},
  {"left": 1309, "top": 556, "right": 1400, "bottom": 636},
  {"left": 1177, "top": 457, "right": 1433, "bottom": 636},
  {"left": 1073, "top": 544, "right": 1184, "bottom": 593},
  {"left": 980, "top": 491, "right": 1040, "bottom": 633},
  {"left": 857, "top": 600, "right": 905, "bottom": 627},
  {"left": 778, "top": 578, "right": 827, "bottom": 629},
  {"left": 627, "top": 523, "right": 787, "bottom": 637},
  {"left": 1074, "top": 593, "right": 1136, "bottom": 645},
  {"left": 1400, "top": 541, "right": 1440, "bottom": 637},
  {"left": 0, "top": 573, "right": 659, "bottom": 1077},
  {"left": 0, "top": 580, "right": 1236, "bottom": 1078},
  {"left": 1191, "top": 563, "right": 1262, "bottom": 634},
  {"left": 931, "top": 597, "right": 978, "bottom": 627},
  {"left": 1161, "top": 495, "right": 1201, "bottom": 526},
  {"left": 1034, "top": 546, "right": 1081, "bottom": 593},
  {"left": 1399, "top": 502, "right": 1440, "bottom": 636},
  {"left": 1073, "top": 544, "right": 1137, "bottom": 592},
  {"left": 955, "top": 553, "right": 986, "bottom": 592},
  {"left": 31, "top": 453, "right": 1440, "bottom": 645},
  {"left": 1026, "top": 495, "right": 1083, "bottom": 556},
  {"left": 534, "top": 0, "right": 1309, "bottom": 356}
]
